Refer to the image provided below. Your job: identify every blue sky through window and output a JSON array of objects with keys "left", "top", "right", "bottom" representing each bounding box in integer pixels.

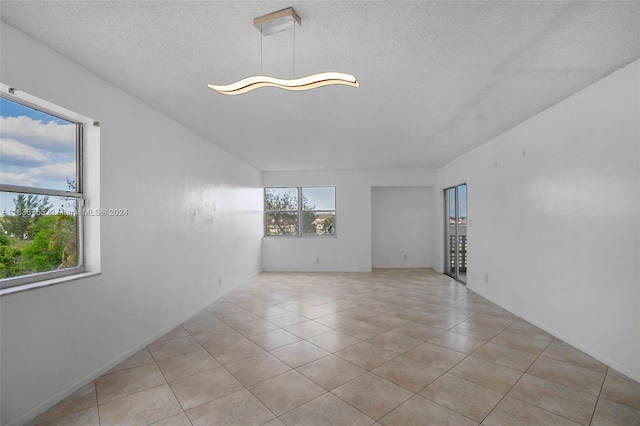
[{"left": 1, "top": 97, "right": 77, "bottom": 213}]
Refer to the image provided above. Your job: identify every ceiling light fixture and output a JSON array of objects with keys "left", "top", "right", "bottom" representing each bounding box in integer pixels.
[{"left": 208, "top": 7, "right": 359, "bottom": 95}]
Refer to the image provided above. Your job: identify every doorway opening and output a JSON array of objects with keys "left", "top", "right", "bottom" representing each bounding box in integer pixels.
[{"left": 444, "top": 184, "right": 467, "bottom": 283}]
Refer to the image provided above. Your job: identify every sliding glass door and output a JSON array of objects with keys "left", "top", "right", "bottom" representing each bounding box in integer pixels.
[{"left": 444, "top": 184, "right": 467, "bottom": 283}]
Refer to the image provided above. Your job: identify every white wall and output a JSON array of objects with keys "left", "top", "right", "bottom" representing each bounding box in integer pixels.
[
  {"left": 435, "top": 60, "right": 640, "bottom": 380},
  {"left": 372, "top": 187, "right": 434, "bottom": 268},
  {"left": 262, "top": 170, "right": 435, "bottom": 272},
  {"left": 0, "top": 23, "right": 263, "bottom": 425}
]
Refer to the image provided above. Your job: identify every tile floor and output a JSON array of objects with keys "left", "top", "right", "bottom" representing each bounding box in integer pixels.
[{"left": 28, "top": 269, "right": 640, "bottom": 425}]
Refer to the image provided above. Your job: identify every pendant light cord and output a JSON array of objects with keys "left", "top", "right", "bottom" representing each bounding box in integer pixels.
[
  {"left": 292, "top": 23, "right": 296, "bottom": 78},
  {"left": 260, "top": 25, "right": 263, "bottom": 75}
]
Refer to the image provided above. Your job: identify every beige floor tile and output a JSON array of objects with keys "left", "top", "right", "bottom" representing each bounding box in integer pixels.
[
  {"left": 249, "top": 329, "right": 301, "bottom": 351},
  {"left": 332, "top": 373, "right": 413, "bottom": 420},
  {"left": 278, "top": 301, "right": 314, "bottom": 311},
  {"left": 265, "top": 312, "right": 308, "bottom": 327},
  {"left": 541, "top": 339, "right": 608, "bottom": 373},
  {"left": 414, "top": 313, "right": 464, "bottom": 330},
  {"left": 384, "top": 307, "right": 425, "bottom": 321},
  {"left": 607, "top": 368, "right": 632, "bottom": 380},
  {"left": 35, "top": 406, "right": 99, "bottom": 426},
  {"left": 293, "top": 306, "right": 335, "bottom": 319},
  {"left": 270, "top": 340, "right": 331, "bottom": 368},
  {"left": 448, "top": 321, "right": 501, "bottom": 341},
  {"left": 153, "top": 326, "right": 191, "bottom": 343},
  {"left": 591, "top": 397, "right": 640, "bottom": 426},
  {"left": 30, "top": 382, "right": 96, "bottom": 424},
  {"left": 52, "top": 271, "right": 626, "bottom": 426},
  {"left": 169, "top": 366, "right": 243, "bottom": 410},
  {"left": 482, "top": 306, "right": 519, "bottom": 321},
  {"left": 191, "top": 325, "right": 244, "bottom": 348},
  {"left": 365, "top": 314, "right": 410, "bottom": 330},
  {"left": 225, "top": 353, "right": 291, "bottom": 387},
  {"left": 261, "top": 419, "right": 286, "bottom": 426},
  {"left": 213, "top": 309, "right": 260, "bottom": 325},
  {"left": 105, "top": 348, "right": 155, "bottom": 375},
  {"left": 339, "top": 321, "right": 387, "bottom": 340},
  {"left": 297, "top": 354, "right": 367, "bottom": 390},
  {"left": 186, "top": 389, "right": 275, "bottom": 426},
  {"left": 181, "top": 317, "right": 225, "bottom": 334},
  {"left": 248, "top": 370, "right": 326, "bottom": 416},
  {"left": 340, "top": 307, "right": 380, "bottom": 321},
  {"left": 185, "top": 310, "right": 216, "bottom": 322},
  {"left": 336, "top": 342, "right": 398, "bottom": 370},
  {"left": 147, "top": 336, "right": 203, "bottom": 361},
  {"left": 318, "top": 299, "right": 360, "bottom": 311},
  {"left": 280, "top": 393, "right": 375, "bottom": 426},
  {"left": 600, "top": 375, "right": 640, "bottom": 410},
  {"left": 372, "top": 356, "right": 444, "bottom": 393},
  {"left": 508, "top": 374, "right": 598, "bottom": 424},
  {"left": 96, "top": 362, "right": 166, "bottom": 404},
  {"left": 393, "top": 322, "right": 445, "bottom": 341},
  {"left": 98, "top": 384, "right": 182, "bottom": 426},
  {"left": 428, "top": 331, "right": 486, "bottom": 354},
  {"left": 247, "top": 304, "right": 289, "bottom": 318},
  {"left": 504, "top": 319, "right": 553, "bottom": 340},
  {"left": 472, "top": 342, "right": 537, "bottom": 372},
  {"left": 284, "top": 320, "right": 333, "bottom": 339},
  {"left": 149, "top": 412, "right": 191, "bottom": 426},
  {"left": 206, "top": 338, "right": 265, "bottom": 365},
  {"left": 483, "top": 396, "right": 581, "bottom": 425},
  {"left": 306, "top": 330, "right": 362, "bottom": 352},
  {"left": 156, "top": 349, "right": 220, "bottom": 382},
  {"left": 313, "top": 313, "right": 360, "bottom": 329},
  {"left": 527, "top": 356, "right": 605, "bottom": 396},
  {"left": 206, "top": 300, "right": 242, "bottom": 315},
  {"left": 367, "top": 331, "right": 421, "bottom": 354},
  {"left": 230, "top": 319, "right": 279, "bottom": 337},
  {"left": 419, "top": 373, "right": 502, "bottom": 422},
  {"left": 379, "top": 395, "right": 478, "bottom": 426},
  {"left": 491, "top": 330, "right": 551, "bottom": 355},
  {"left": 449, "top": 356, "right": 522, "bottom": 394},
  {"left": 465, "top": 312, "right": 516, "bottom": 330},
  {"left": 404, "top": 342, "right": 466, "bottom": 371}
]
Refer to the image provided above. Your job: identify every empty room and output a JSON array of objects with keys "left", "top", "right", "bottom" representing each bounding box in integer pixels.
[{"left": 0, "top": 1, "right": 638, "bottom": 425}]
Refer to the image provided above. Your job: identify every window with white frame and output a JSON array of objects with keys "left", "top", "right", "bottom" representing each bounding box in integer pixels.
[
  {"left": 0, "top": 92, "right": 86, "bottom": 289},
  {"left": 264, "top": 187, "right": 336, "bottom": 237}
]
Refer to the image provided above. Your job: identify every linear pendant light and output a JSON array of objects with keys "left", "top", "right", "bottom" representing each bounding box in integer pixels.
[{"left": 208, "top": 8, "right": 359, "bottom": 95}]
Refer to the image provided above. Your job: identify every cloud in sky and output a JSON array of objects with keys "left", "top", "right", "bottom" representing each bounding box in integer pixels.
[
  {"left": 0, "top": 138, "right": 48, "bottom": 166},
  {"left": 0, "top": 171, "right": 37, "bottom": 188},
  {"left": 32, "top": 162, "right": 76, "bottom": 181},
  {"left": 1, "top": 113, "right": 77, "bottom": 190},
  {"left": 0, "top": 115, "right": 75, "bottom": 153}
]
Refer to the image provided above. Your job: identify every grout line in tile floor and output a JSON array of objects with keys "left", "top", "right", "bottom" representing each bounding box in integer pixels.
[{"left": 28, "top": 269, "right": 640, "bottom": 426}]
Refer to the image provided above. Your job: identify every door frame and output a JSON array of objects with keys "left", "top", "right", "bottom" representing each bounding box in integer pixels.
[{"left": 443, "top": 183, "right": 467, "bottom": 284}]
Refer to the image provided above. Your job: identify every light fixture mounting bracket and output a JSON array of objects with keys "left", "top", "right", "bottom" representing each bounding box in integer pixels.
[{"left": 254, "top": 7, "right": 301, "bottom": 36}]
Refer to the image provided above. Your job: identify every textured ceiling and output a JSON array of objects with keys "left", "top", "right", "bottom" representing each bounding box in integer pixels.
[{"left": 1, "top": 1, "right": 639, "bottom": 171}]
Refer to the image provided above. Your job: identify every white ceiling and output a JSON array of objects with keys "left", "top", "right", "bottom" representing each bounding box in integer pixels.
[{"left": 1, "top": 1, "right": 638, "bottom": 171}]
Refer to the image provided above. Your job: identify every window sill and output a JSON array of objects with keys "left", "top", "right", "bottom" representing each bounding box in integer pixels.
[{"left": 0, "top": 271, "right": 101, "bottom": 297}]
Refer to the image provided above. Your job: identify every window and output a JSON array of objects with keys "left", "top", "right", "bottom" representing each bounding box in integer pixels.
[
  {"left": 265, "top": 187, "right": 336, "bottom": 237},
  {"left": 1, "top": 92, "right": 86, "bottom": 289}
]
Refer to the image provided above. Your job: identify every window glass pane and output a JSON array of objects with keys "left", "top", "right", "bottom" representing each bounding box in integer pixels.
[
  {"left": 302, "top": 187, "right": 335, "bottom": 211},
  {"left": 457, "top": 184, "right": 467, "bottom": 224},
  {"left": 448, "top": 188, "right": 456, "bottom": 224},
  {"left": 302, "top": 211, "right": 336, "bottom": 235},
  {"left": 265, "top": 187, "right": 298, "bottom": 211},
  {"left": 265, "top": 212, "right": 298, "bottom": 236},
  {"left": 0, "top": 97, "right": 77, "bottom": 192},
  {"left": 0, "top": 192, "right": 78, "bottom": 279}
]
